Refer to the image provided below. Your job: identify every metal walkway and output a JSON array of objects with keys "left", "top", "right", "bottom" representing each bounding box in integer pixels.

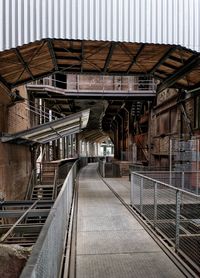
[{"left": 76, "top": 163, "right": 184, "bottom": 278}]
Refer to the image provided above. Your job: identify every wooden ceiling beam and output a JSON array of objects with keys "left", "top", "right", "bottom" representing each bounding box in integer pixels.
[
  {"left": 54, "top": 47, "right": 81, "bottom": 54},
  {"left": 103, "top": 42, "right": 117, "bottom": 73},
  {"left": 126, "top": 44, "right": 145, "bottom": 74},
  {"left": 168, "top": 55, "right": 187, "bottom": 64},
  {"left": 81, "top": 41, "right": 84, "bottom": 73},
  {"left": 0, "top": 75, "right": 11, "bottom": 91},
  {"left": 149, "top": 47, "right": 177, "bottom": 74},
  {"left": 157, "top": 54, "right": 200, "bottom": 93},
  {"left": 14, "top": 48, "right": 35, "bottom": 80},
  {"left": 11, "top": 70, "right": 54, "bottom": 88}
]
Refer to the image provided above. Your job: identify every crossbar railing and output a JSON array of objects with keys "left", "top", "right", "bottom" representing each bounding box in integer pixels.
[
  {"left": 28, "top": 76, "right": 157, "bottom": 94},
  {"left": 131, "top": 171, "right": 200, "bottom": 275},
  {"left": 141, "top": 171, "right": 200, "bottom": 195},
  {"left": 20, "top": 157, "right": 88, "bottom": 278}
]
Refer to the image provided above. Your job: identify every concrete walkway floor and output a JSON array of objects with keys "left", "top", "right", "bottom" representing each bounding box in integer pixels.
[{"left": 76, "top": 163, "right": 184, "bottom": 278}]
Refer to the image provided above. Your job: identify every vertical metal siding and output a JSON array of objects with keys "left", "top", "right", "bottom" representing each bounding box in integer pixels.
[{"left": 0, "top": 0, "right": 200, "bottom": 52}]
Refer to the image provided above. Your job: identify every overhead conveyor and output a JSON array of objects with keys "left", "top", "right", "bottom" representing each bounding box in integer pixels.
[{"left": 0, "top": 109, "right": 90, "bottom": 144}]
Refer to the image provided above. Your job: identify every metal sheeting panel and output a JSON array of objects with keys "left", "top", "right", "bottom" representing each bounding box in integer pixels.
[
  {"left": 1, "top": 109, "right": 90, "bottom": 144},
  {"left": 0, "top": 0, "right": 200, "bottom": 52}
]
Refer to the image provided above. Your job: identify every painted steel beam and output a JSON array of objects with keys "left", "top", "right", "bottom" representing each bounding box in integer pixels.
[
  {"left": 103, "top": 42, "right": 116, "bottom": 73},
  {"left": 126, "top": 44, "right": 145, "bottom": 74},
  {"left": 168, "top": 55, "right": 187, "bottom": 64},
  {"left": 0, "top": 201, "right": 38, "bottom": 243},
  {"left": 157, "top": 54, "right": 200, "bottom": 93},
  {"left": 0, "top": 224, "right": 43, "bottom": 234},
  {"left": 149, "top": 47, "right": 177, "bottom": 74},
  {"left": 47, "top": 39, "right": 58, "bottom": 71},
  {"left": 14, "top": 48, "right": 35, "bottom": 80},
  {"left": 11, "top": 70, "right": 55, "bottom": 88},
  {"left": 0, "top": 209, "right": 50, "bottom": 218}
]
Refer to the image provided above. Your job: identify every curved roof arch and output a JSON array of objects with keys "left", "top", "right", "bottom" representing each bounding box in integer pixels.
[
  {"left": 0, "top": 39, "right": 200, "bottom": 92},
  {"left": 0, "top": 0, "right": 200, "bottom": 52}
]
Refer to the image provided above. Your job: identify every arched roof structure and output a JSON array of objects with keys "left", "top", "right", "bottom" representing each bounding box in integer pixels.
[
  {"left": 0, "top": 0, "right": 200, "bottom": 143},
  {"left": 0, "top": 0, "right": 200, "bottom": 93}
]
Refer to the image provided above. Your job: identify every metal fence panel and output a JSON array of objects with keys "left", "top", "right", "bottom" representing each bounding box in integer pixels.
[
  {"left": 20, "top": 158, "right": 88, "bottom": 278},
  {"left": 131, "top": 171, "right": 200, "bottom": 274}
]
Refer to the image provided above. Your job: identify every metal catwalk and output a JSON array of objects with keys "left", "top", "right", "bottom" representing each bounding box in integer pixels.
[{"left": 75, "top": 163, "right": 184, "bottom": 278}]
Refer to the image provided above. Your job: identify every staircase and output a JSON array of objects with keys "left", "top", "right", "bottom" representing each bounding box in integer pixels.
[
  {"left": 26, "top": 162, "right": 59, "bottom": 224},
  {"left": 31, "top": 162, "right": 59, "bottom": 201}
]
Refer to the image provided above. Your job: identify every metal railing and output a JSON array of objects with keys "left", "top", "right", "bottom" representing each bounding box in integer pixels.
[
  {"left": 7, "top": 98, "right": 64, "bottom": 133},
  {"left": 25, "top": 169, "right": 37, "bottom": 200},
  {"left": 141, "top": 171, "right": 200, "bottom": 195},
  {"left": 131, "top": 172, "right": 200, "bottom": 274},
  {"left": 20, "top": 157, "right": 88, "bottom": 278},
  {"left": 28, "top": 76, "right": 157, "bottom": 94},
  {"left": 98, "top": 159, "right": 106, "bottom": 178}
]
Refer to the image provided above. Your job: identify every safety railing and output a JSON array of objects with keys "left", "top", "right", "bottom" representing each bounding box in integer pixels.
[
  {"left": 98, "top": 158, "right": 106, "bottom": 177},
  {"left": 25, "top": 169, "right": 37, "bottom": 200},
  {"left": 53, "top": 161, "right": 75, "bottom": 198},
  {"left": 20, "top": 157, "right": 88, "bottom": 278},
  {"left": 141, "top": 171, "right": 200, "bottom": 195},
  {"left": 28, "top": 76, "right": 157, "bottom": 94},
  {"left": 7, "top": 98, "right": 63, "bottom": 133},
  {"left": 131, "top": 172, "right": 200, "bottom": 274}
]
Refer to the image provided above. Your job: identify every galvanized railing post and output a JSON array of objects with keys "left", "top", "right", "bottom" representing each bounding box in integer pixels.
[
  {"left": 140, "top": 177, "right": 143, "bottom": 214},
  {"left": 103, "top": 160, "right": 105, "bottom": 178},
  {"left": 130, "top": 172, "right": 134, "bottom": 206},
  {"left": 181, "top": 171, "right": 184, "bottom": 190},
  {"left": 175, "top": 190, "right": 181, "bottom": 252},
  {"left": 169, "top": 139, "right": 172, "bottom": 185},
  {"left": 154, "top": 182, "right": 157, "bottom": 229}
]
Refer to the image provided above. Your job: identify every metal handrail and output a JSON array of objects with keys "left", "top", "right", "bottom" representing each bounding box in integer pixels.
[
  {"left": 25, "top": 169, "right": 36, "bottom": 200},
  {"left": 52, "top": 168, "right": 58, "bottom": 200},
  {"left": 131, "top": 171, "right": 200, "bottom": 197},
  {"left": 20, "top": 157, "right": 88, "bottom": 278},
  {"left": 131, "top": 171, "right": 200, "bottom": 275},
  {"left": 28, "top": 76, "right": 157, "bottom": 93}
]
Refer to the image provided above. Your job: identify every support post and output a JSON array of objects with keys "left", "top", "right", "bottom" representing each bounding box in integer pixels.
[
  {"left": 175, "top": 190, "right": 181, "bottom": 252},
  {"left": 130, "top": 172, "right": 134, "bottom": 206},
  {"left": 140, "top": 177, "right": 143, "bottom": 215},
  {"left": 154, "top": 182, "right": 157, "bottom": 229},
  {"left": 181, "top": 172, "right": 184, "bottom": 190},
  {"left": 196, "top": 139, "right": 199, "bottom": 195},
  {"left": 169, "top": 138, "right": 172, "bottom": 185}
]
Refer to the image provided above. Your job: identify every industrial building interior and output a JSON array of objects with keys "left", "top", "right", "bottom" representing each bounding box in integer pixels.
[{"left": 0, "top": 1, "right": 200, "bottom": 277}]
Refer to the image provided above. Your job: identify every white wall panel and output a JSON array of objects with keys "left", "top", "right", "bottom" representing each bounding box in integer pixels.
[{"left": 0, "top": 0, "right": 200, "bottom": 52}]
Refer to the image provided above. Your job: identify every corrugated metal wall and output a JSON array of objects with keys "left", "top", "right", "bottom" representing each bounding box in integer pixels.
[{"left": 0, "top": 0, "right": 200, "bottom": 52}]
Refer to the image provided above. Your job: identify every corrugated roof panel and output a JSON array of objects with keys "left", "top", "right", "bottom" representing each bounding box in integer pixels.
[{"left": 0, "top": 0, "right": 200, "bottom": 52}]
